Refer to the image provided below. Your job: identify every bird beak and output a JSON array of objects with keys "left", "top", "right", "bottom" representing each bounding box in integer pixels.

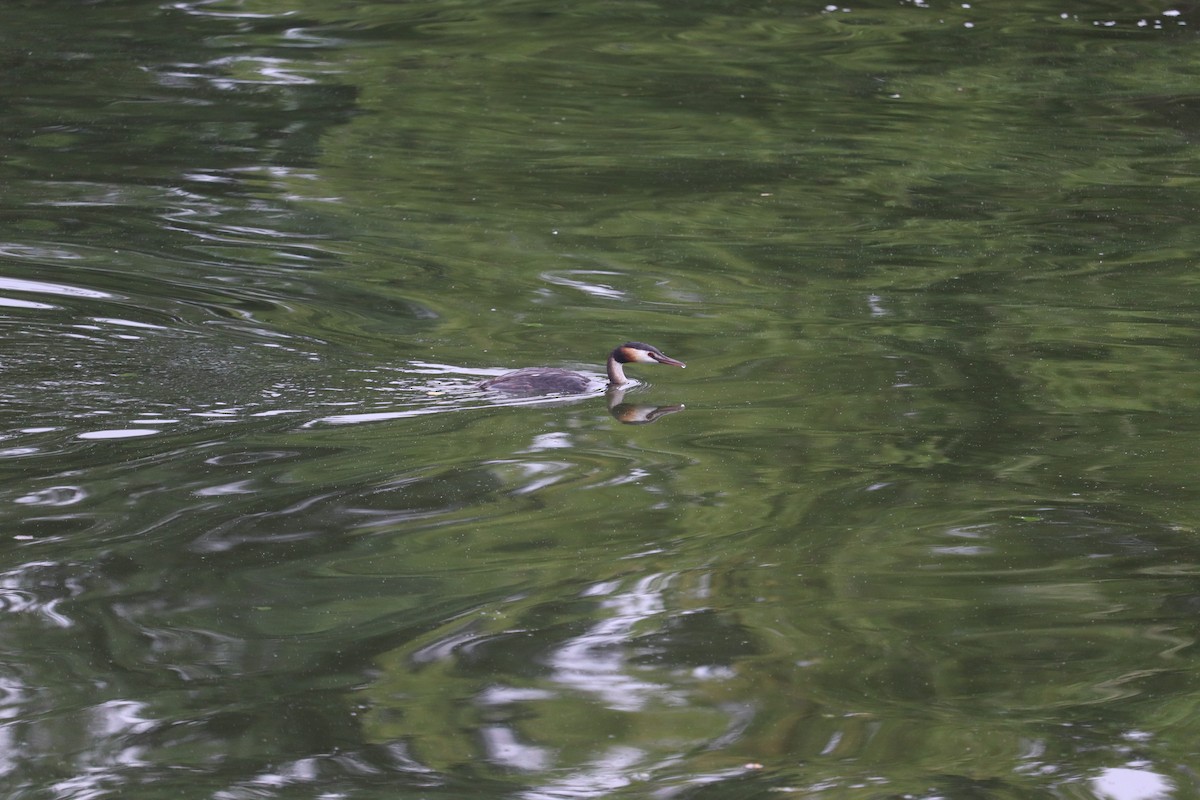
[{"left": 651, "top": 352, "right": 686, "bottom": 368}]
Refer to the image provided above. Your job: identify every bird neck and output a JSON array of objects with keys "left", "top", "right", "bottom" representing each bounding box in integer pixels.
[{"left": 606, "top": 353, "right": 628, "bottom": 385}]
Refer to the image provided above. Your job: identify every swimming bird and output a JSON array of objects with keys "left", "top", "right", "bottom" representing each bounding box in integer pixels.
[{"left": 478, "top": 341, "right": 685, "bottom": 395}]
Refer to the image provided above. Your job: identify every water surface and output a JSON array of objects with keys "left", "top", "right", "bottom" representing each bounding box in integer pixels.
[{"left": 3, "top": 1, "right": 1200, "bottom": 798}]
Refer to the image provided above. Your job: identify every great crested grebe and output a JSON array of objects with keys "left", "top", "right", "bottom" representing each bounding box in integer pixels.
[{"left": 478, "top": 341, "right": 685, "bottom": 395}]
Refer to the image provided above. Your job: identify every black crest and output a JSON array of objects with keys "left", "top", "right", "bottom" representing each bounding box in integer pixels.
[{"left": 614, "top": 342, "right": 661, "bottom": 362}]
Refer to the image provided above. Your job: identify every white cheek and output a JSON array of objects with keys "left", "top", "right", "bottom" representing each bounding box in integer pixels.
[{"left": 632, "top": 352, "right": 658, "bottom": 363}]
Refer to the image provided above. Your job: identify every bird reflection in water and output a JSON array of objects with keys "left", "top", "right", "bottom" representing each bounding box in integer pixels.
[{"left": 605, "top": 386, "right": 684, "bottom": 425}]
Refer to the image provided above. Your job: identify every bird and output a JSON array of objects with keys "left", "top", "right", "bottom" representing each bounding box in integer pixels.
[{"left": 478, "top": 341, "right": 685, "bottom": 396}]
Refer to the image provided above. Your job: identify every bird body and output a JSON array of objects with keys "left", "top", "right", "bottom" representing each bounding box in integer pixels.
[
  {"left": 479, "top": 342, "right": 685, "bottom": 396},
  {"left": 478, "top": 366, "right": 593, "bottom": 395}
]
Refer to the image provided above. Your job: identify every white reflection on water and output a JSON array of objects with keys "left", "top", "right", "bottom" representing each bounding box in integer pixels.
[
  {"left": 90, "top": 317, "right": 168, "bottom": 330},
  {"left": 0, "top": 563, "right": 77, "bottom": 628},
  {"left": 41, "top": 700, "right": 158, "bottom": 797},
  {"left": 76, "top": 429, "right": 160, "bottom": 440},
  {"left": 1092, "top": 766, "right": 1172, "bottom": 800},
  {"left": 0, "top": 296, "right": 55, "bottom": 310},
  {"left": 539, "top": 270, "right": 626, "bottom": 300},
  {"left": 521, "top": 746, "right": 644, "bottom": 800},
  {"left": 550, "top": 573, "right": 678, "bottom": 712},
  {"left": 481, "top": 725, "right": 551, "bottom": 771},
  {"left": 14, "top": 486, "right": 87, "bottom": 507},
  {"left": 0, "top": 276, "right": 111, "bottom": 299}
]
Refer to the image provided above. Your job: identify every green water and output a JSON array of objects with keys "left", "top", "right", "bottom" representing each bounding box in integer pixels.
[{"left": 3, "top": 1, "right": 1200, "bottom": 798}]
